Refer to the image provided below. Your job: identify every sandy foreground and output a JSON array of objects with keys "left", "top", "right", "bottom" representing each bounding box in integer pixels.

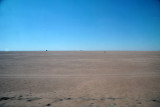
[{"left": 0, "top": 51, "right": 160, "bottom": 107}]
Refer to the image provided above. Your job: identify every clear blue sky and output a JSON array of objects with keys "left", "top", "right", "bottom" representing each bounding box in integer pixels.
[{"left": 0, "top": 0, "right": 160, "bottom": 51}]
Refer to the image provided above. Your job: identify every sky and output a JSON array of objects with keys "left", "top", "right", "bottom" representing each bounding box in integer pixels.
[{"left": 0, "top": 0, "right": 160, "bottom": 51}]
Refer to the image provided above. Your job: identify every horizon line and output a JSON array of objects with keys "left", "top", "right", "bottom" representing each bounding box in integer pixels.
[{"left": 0, "top": 50, "right": 160, "bottom": 52}]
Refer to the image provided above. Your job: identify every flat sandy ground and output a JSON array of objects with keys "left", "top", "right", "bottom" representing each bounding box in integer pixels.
[{"left": 0, "top": 51, "right": 160, "bottom": 107}]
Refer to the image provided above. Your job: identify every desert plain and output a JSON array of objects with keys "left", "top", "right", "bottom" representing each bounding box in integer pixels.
[{"left": 0, "top": 51, "right": 160, "bottom": 107}]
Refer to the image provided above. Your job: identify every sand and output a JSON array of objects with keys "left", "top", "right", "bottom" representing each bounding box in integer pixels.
[{"left": 0, "top": 51, "right": 160, "bottom": 107}]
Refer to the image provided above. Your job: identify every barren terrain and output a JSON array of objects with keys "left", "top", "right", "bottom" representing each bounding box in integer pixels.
[{"left": 0, "top": 51, "right": 160, "bottom": 107}]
